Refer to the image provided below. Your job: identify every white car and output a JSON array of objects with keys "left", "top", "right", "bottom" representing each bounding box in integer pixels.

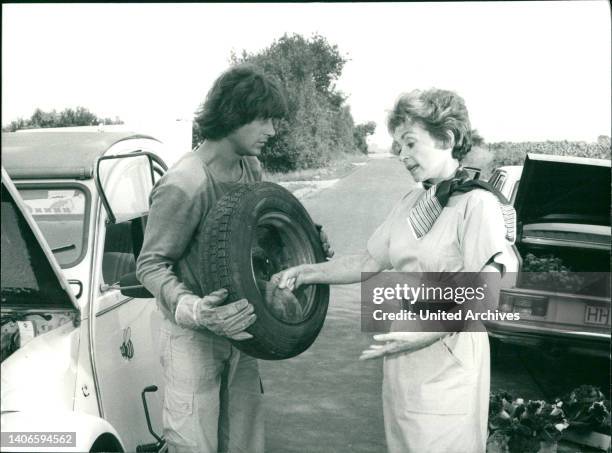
[
  {"left": 485, "top": 154, "right": 611, "bottom": 358},
  {"left": 1, "top": 130, "right": 169, "bottom": 452},
  {"left": 488, "top": 165, "right": 523, "bottom": 203}
]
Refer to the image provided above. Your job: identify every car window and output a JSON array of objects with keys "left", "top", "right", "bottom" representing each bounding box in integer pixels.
[
  {"left": 488, "top": 172, "right": 499, "bottom": 186},
  {"left": 96, "top": 154, "right": 154, "bottom": 223},
  {"left": 17, "top": 187, "right": 88, "bottom": 269},
  {"left": 102, "top": 220, "right": 136, "bottom": 285},
  {"left": 491, "top": 172, "right": 506, "bottom": 192}
]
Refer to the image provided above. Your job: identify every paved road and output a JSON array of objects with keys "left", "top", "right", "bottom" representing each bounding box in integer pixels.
[
  {"left": 259, "top": 158, "right": 412, "bottom": 452},
  {"left": 260, "top": 158, "right": 411, "bottom": 453},
  {"left": 259, "top": 157, "right": 609, "bottom": 453}
]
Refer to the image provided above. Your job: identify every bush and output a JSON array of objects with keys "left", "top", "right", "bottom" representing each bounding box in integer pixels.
[
  {"left": 354, "top": 121, "right": 376, "bottom": 154},
  {"left": 226, "top": 34, "right": 375, "bottom": 171},
  {"left": 259, "top": 79, "right": 336, "bottom": 171}
]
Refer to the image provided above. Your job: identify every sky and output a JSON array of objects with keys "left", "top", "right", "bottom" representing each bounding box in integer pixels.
[{"left": 2, "top": 2, "right": 610, "bottom": 148}]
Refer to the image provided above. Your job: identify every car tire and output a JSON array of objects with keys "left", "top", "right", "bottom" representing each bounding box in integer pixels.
[{"left": 201, "top": 182, "right": 330, "bottom": 360}]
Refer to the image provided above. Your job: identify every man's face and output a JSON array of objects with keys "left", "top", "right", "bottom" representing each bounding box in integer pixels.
[{"left": 227, "top": 118, "right": 276, "bottom": 156}]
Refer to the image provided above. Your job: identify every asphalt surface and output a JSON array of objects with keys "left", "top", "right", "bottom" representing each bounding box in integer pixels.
[{"left": 259, "top": 157, "right": 610, "bottom": 453}]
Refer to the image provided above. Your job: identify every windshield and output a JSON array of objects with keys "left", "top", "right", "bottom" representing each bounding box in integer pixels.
[{"left": 17, "top": 187, "right": 89, "bottom": 268}]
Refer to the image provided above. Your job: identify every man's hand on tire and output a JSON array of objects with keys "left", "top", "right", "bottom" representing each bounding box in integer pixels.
[
  {"left": 315, "top": 223, "right": 335, "bottom": 259},
  {"left": 175, "top": 289, "right": 256, "bottom": 340}
]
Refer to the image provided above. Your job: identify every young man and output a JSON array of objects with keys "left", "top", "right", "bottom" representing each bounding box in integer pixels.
[{"left": 136, "top": 65, "right": 287, "bottom": 453}]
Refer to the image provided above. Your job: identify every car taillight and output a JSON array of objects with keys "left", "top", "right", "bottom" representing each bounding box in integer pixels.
[
  {"left": 499, "top": 292, "right": 548, "bottom": 316},
  {"left": 499, "top": 292, "right": 514, "bottom": 312}
]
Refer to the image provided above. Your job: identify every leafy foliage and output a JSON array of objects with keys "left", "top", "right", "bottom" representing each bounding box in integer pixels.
[
  {"left": 488, "top": 138, "right": 611, "bottom": 167},
  {"left": 564, "top": 385, "right": 611, "bottom": 434},
  {"left": 354, "top": 121, "right": 376, "bottom": 154},
  {"left": 487, "top": 386, "right": 611, "bottom": 453},
  {"left": 471, "top": 129, "right": 485, "bottom": 147},
  {"left": 229, "top": 34, "right": 375, "bottom": 171},
  {"left": 468, "top": 137, "right": 610, "bottom": 179},
  {"left": 521, "top": 253, "right": 587, "bottom": 293},
  {"left": 488, "top": 391, "right": 569, "bottom": 453},
  {"left": 2, "top": 107, "right": 123, "bottom": 132}
]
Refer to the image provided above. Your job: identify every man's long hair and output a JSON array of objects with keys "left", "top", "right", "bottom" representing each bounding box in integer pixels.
[{"left": 194, "top": 64, "right": 287, "bottom": 141}]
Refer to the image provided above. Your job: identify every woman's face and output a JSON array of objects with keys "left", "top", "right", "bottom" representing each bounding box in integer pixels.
[{"left": 392, "top": 121, "right": 458, "bottom": 183}]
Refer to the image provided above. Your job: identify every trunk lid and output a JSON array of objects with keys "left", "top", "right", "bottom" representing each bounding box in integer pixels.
[
  {"left": 514, "top": 153, "right": 611, "bottom": 227},
  {"left": 1, "top": 167, "right": 79, "bottom": 310}
]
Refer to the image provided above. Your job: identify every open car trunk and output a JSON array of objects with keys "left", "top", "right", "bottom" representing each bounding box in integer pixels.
[
  {"left": 516, "top": 238, "right": 610, "bottom": 297},
  {"left": 1, "top": 168, "right": 79, "bottom": 363},
  {"left": 512, "top": 154, "right": 611, "bottom": 297}
]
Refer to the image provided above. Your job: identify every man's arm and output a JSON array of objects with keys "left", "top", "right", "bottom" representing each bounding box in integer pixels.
[
  {"left": 136, "top": 171, "right": 256, "bottom": 338},
  {"left": 136, "top": 176, "right": 202, "bottom": 316}
]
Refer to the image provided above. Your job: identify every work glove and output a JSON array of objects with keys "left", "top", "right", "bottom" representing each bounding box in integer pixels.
[{"left": 175, "top": 289, "right": 256, "bottom": 340}]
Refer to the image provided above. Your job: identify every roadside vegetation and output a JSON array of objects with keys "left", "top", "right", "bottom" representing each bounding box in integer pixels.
[
  {"left": 264, "top": 152, "right": 368, "bottom": 183},
  {"left": 2, "top": 107, "right": 123, "bottom": 132},
  {"left": 193, "top": 34, "right": 377, "bottom": 173},
  {"left": 473, "top": 136, "right": 612, "bottom": 179}
]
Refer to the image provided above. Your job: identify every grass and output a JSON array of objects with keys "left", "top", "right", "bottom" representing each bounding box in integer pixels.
[{"left": 263, "top": 153, "right": 369, "bottom": 183}]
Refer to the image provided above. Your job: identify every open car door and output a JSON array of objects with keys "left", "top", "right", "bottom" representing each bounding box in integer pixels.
[{"left": 92, "top": 149, "right": 169, "bottom": 451}]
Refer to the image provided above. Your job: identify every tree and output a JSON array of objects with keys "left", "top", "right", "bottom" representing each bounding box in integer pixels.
[
  {"left": 597, "top": 135, "right": 610, "bottom": 149},
  {"left": 353, "top": 121, "right": 376, "bottom": 154},
  {"left": 471, "top": 129, "right": 485, "bottom": 147},
  {"left": 224, "top": 33, "right": 373, "bottom": 171},
  {"left": 2, "top": 107, "right": 123, "bottom": 132}
]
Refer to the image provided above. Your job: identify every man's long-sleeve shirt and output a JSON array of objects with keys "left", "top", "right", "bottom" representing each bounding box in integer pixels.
[{"left": 136, "top": 149, "right": 261, "bottom": 321}]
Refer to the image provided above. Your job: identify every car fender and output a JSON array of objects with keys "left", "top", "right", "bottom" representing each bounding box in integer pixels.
[{"left": 0, "top": 410, "right": 124, "bottom": 452}]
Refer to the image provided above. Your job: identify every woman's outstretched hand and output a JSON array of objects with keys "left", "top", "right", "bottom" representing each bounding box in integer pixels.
[
  {"left": 359, "top": 332, "right": 443, "bottom": 360},
  {"left": 359, "top": 333, "right": 413, "bottom": 360},
  {"left": 271, "top": 265, "right": 308, "bottom": 291}
]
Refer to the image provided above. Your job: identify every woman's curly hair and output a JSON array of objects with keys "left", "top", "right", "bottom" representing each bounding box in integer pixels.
[{"left": 387, "top": 88, "right": 473, "bottom": 161}]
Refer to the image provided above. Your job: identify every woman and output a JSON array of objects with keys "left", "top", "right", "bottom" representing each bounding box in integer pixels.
[{"left": 274, "top": 88, "right": 515, "bottom": 453}]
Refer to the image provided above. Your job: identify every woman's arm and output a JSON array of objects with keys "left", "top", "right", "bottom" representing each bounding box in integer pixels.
[
  {"left": 275, "top": 251, "right": 385, "bottom": 290},
  {"left": 361, "top": 261, "right": 503, "bottom": 360}
]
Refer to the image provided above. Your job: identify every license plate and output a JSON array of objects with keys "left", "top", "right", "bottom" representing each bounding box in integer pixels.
[{"left": 584, "top": 305, "right": 610, "bottom": 325}]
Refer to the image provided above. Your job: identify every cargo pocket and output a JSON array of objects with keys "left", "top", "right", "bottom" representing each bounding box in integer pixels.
[
  {"left": 163, "top": 387, "right": 197, "bottom": 449},
  {"left": 158, "top": 328, "right": 170, "bottom": 370}
]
